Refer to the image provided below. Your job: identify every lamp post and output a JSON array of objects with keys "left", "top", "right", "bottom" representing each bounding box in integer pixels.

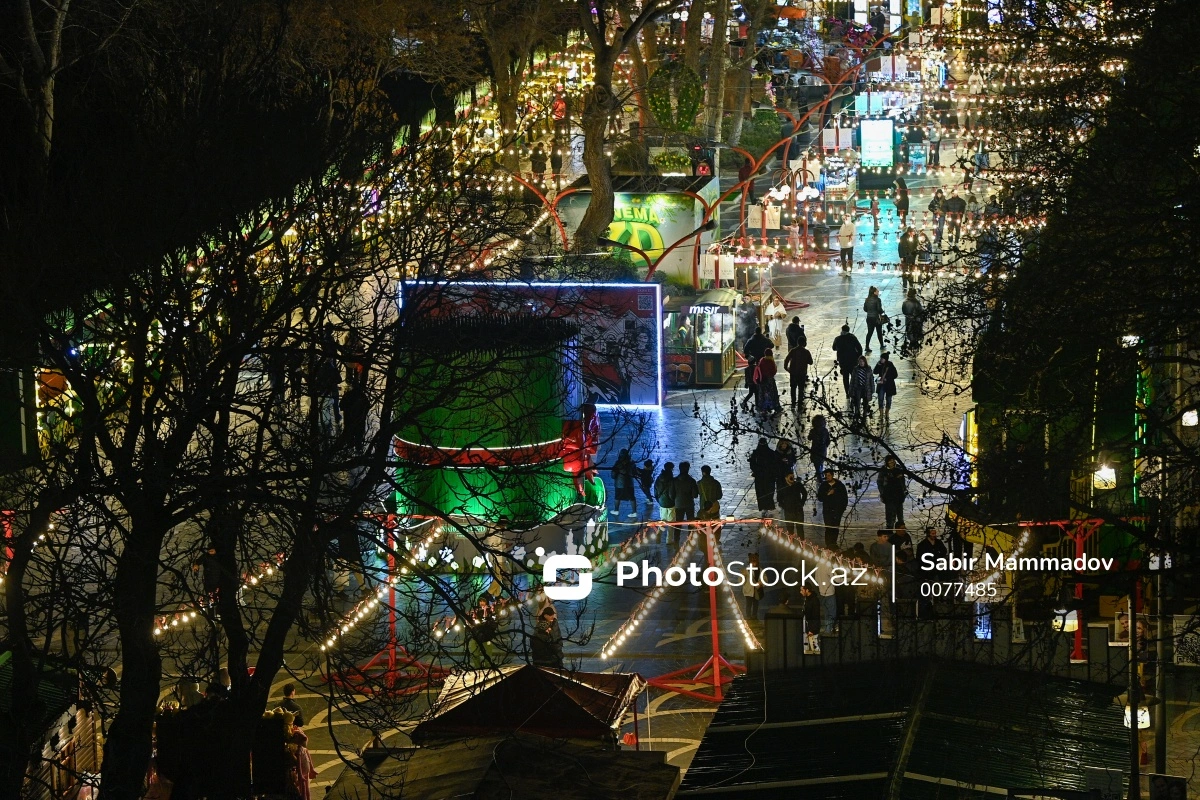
[{"left": 599, "top": 218, "right": 718, "bottom": 284}]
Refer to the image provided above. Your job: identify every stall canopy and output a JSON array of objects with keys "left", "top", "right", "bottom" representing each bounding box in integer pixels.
[
  {"left": 411, "top": 664, "right": 646, "bottom": 745},
  {"left": 690, "top": 288, "right": 740, "bottom": 310}
]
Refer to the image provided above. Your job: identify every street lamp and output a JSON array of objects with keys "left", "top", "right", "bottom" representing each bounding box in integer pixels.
[{"left": 599, "top": 218, "right": 718, "bottom": 283}]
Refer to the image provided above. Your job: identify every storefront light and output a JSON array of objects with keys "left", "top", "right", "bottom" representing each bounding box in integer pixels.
[
  {"left": 1124, "top": 705, "right": 1150, "bottom": 729},
  {"left": 1051, "top": 609, "right": 1078, "bottom": 633},
  {"left": 1093, "top": 465, "right": 1116, "bottom": 490}
]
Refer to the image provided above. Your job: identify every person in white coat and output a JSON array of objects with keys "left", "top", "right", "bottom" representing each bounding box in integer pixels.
[
  {"left": 766, "top": 296, "right": 788, "bottom": 348},
  {"left": 837, "top": 216, "right": 857, "bottom": 273}
]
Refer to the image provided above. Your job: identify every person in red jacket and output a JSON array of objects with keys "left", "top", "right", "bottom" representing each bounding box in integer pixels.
[{"left": 753, "top": 348, "right": 779, "bottom": 414}]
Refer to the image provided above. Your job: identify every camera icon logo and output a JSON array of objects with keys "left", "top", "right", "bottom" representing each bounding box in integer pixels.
[{"left": 542, "top": 554, "right": 593, "bottom": 601}]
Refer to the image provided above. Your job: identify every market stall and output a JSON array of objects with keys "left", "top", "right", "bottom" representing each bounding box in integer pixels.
[{"left": 663, "top": 289, "right": 740, "bottom": 388}]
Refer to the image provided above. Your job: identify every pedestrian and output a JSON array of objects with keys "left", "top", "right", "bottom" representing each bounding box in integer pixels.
[
  {"left": 783, "top": 343, "right": 812, "bottom": 405},
  {"left": 738, "top": 157, "right": 757, "bottom": 204},
  {"left": 279, "top": 683, "right": 306, "bottom": 729},
  {"left": 530, "top": 605, "right": 564, "bottom": 668},
  {"left": 742, "top": 326, "right": 771, "bottom": 411},
  {"left": 916, "top": 527, "right": 948, "bottom": 618},
  {"left": 284, "top": 713, "right": 318, "bottom": 800},
  {"left": 916, "top": 232, "right": 933, "bottom": 274},
  {"left": 530, "top": 143, "right": 548, "bottom": 184},
  {"left": 808, "top": 415, "right": 830, "bottom": 478},
  {"left": 610, "top": 448, "right": 637, "bottom": 519},
  {"left": 743, "top": 553, "right": 763, "bottom": 618},
  {"left": 897, "top": 226, "right": 917, "bottom": 290},
  {"left": 753, "top": 347, "right": 780, "bottom": 414},
  {"left": 654, "top": 462, "right": 677, "bottom": 523},
  {"left": 928, "top": 125, "right": 941, "bottom": 166},
  {"left": 787, "top": 219, "right": 801, "bottom": 254},
  {"left": 838, "top": 215, "right": 857, "bottom": 272},
  {"left": 777, "top": 473, "right": 808, "bottom": 536},
  {"left": 813, "top": 558, "right": 837, "bottom": 634},
  {"left": 869, "top": 529, "right": 893, "bottom": 568},
  {"left": 798, "top": 585, "right": 822, "bottom": 645},
  {"left": 901, "top": 289, "right": 924, "bottom": 354},
  {"left": 878, "top": 455, "right": 908, "bottom": 530},
  {"left": 944, "top": 189, "right": 966, "bottom": 244},
  {"left": 816, "top": 470, "right": 848, "bottom": 549},
  {"left": 894, "top": 183, "right": 910, "bottom": 228},
  {"left": 777, "top": 438, "right": 796, "bottom": 489},
  {"left": 673, "top": 461, "right": 699, "bottom": 533},
  {"left": 748, "top": 437, "right": 779, "bottom": 514},
  {"left": 928, "top": 188, "right": 946, "bottom": 245},
  {"left": 862, "top": 285, "right": 886, "bottom": 353},
  {"left": 697, "top": 465, "right": 723, "bottom": 519},
  {"left": 848, "top": 355, "right": 874, "bottom": 423},
  {"left": 889, "top": 521, "right": 914, "bottom": 558},
  {"left": 766, "top": 295, "right": 788, "bottom": 348},
  {"left": 785, "top": 316, "right": 806, "bottom": 351},
  {"left": 637, "top": 459, "right": 655, "bottom": 509},
  {"left": 873, "top": 352, "right": 899, "bottom": 419},
  {"left": 869, "top": 193, "right": 881, "bottom": 233},
  {"left": 832, "top": 324, "right": 863, "bottom": 395},
  {"left": 966, "top": 192, "right": 981, "bottom": 222}
]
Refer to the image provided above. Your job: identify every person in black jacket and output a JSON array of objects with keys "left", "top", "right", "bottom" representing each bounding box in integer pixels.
[
  {"left": 832, "top": 324, "right": 863, "bottom": 394},
  {"left": 530, "top": 606, "right": 564, "bottom": 668},
  {"left": 877, "top": 455, "right": 908, "bottom": 530},
  {"left": 748, "top": 437, "right": 779, "bottom": 513},
  {"left": 873, "top": 353, "right": 899, "bottom": 419},
  {"left": 863, "top": 286, "right": 886, "bottom": 353},
  {"left": 901, "top": 289, "right": 924, "bottom": 354},
  {"left": 777, "top": 473, "right": 808, "bottom": 536},
  {"left": 898, "top": 227, "right": 917, "bottom": 290},
  {"left": 848, "top": 356, "right": 874, "bottom": 423},
  {"left": 654, "top": 463, "right": 677, "bottom": 522},
  {"left": 611, "top": 448, "right": 637, "bottom": 519},
  {"left": 943, "top": 189, "right": 967, "bottom": 244},
  {"left": 915, "top": 527, "right": 948, "bottom": 618},
  {"left": 742, "top": 326, "right": 772, "bottom": 411},
  {"left": 816, "top": 470, "right": 848, "bottom": 548},
  {"left": 785, "top": 317, "right": 806, "bottom": 351}
]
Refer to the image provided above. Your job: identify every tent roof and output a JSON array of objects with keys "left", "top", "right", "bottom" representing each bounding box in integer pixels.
[{"left": 411, "top": 665, "right": 645, "bottom": 745}]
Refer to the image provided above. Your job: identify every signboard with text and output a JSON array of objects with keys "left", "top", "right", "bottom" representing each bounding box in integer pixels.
[{"left": 859, "top": 119, "right": 895, "bottom": 168}]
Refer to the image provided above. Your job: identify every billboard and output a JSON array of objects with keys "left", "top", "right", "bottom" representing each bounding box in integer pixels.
[
  {"left": 860, "top": 118, "right": 895, "bottom": 168},
  {"left": 401, "top": 281, "right": 663, "bottom": 408}
]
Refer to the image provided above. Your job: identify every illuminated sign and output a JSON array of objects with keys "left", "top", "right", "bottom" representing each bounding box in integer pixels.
[{"left": 860, "top": 119, "right": 895, "bottom": 168}]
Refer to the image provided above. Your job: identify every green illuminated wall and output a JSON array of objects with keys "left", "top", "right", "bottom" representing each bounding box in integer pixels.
[{"left": 393, "top": 316, "right": 582, "bottom": 523}]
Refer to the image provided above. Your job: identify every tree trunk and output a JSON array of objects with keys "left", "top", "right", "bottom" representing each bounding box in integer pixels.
[
  {"left": 728, "top": 0, "right": 771, "bottom": 146},
  {"left": 683, "top": 0, "right": 707, "bottom": 74},
  {"left": 100, "top": 533, "right": 165, "bottom": 800},
  {"left": 573, "top": 55, "right": 619, "bottom": 251},
  {"left": 704, "top": 0, "right": 730, "bottom": 141},
  {"left": 490, "top": 48, "right": 523, "bottom": 172}
]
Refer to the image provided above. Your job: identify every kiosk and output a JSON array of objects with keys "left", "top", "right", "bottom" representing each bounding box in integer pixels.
[{"left": 663, "top": 289, "right": 740, "bottom": 388}]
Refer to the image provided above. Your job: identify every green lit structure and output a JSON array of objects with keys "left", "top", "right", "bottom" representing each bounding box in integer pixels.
[{"left": 392, "top": 315, "right": 584, "bottom": 524}]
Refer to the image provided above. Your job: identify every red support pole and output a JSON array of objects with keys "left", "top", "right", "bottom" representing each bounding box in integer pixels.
[{"left": 705, "top": 525, "right": 723, "bottom": 700}]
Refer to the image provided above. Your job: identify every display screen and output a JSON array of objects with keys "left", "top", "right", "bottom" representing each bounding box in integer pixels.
[{"left": 860, "top": 119, "right": 895, "bottom": 167}]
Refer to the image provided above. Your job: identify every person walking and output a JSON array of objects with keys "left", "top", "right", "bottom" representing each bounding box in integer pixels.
[
  {"left": 916, "top": 527, "right": 948, "bottom": 618},
  {"left": 838, "top": 215, "right": 857, "bottom": 273},
  {"left": 916, "top": 231, "right": 933, "bottom": 275},
  {"left": 611, "top": 448, "right": 637, "bottom": 519},
  {"left": 549, "top": 138, "right": 564, "bottom": 189},
  {"left": 766, "top": 295, "right": 788, "bottom": 348},
  {"left": 637, "top": 459, "right": 656, "bottom": 510},
  {"left": 848, "top": 355, "right": 874, "bottom": 423},
  {"left": 816, "top": 470, "right": 848, "bottom": 549},
  {"left": 873, "top": 352, "right": 899, "bottom": 419},
  {"left": 697, "top": 465, "right": 723, "bottom": 520},
  {"left": 777, "top": 473, "right": 808, "bottom": 536},
  {"left": 673, "top": 462, "right": 699, "bottom": 543},
  {"left": 742, "top": 326, "right": 772, "bottom": 412},
  {"left": 928, "top": 188, "right": 946, "bottom": 246},
  {"left": 808, "top": 415, "right": 830, "bottom": 478},
  {"left": 749, "top": 437, "right": 779, "bottom": 514},
  {"left": 783, "top": 343, "right": 812, "bottom": 405},
  {"left": 863, "top": 286, "right": 886, "bottom": 353},
  {"left": 894, "top": 183, "right": 910, "bottom": 228},
  {"left": 928, "top": 125, "right": 941, "bottom": 166},
  {"left": 877, "top": 455, "right": 908, "bottom": 530},
  {"left": 944, "top": 189, "right": 966, "bottom": 244},
  {"left": 869, "top": 193, "right": 881, "bottom": 234},
  {"left": 785, "top": 316, "right": 806, "bottom": 351},
  {"left": 530, "top": 143, "right": 548, "bottom": 185},
  {"left": 832, "top": 324, "right": 863, "bottom": 395},
  {"left": 897, "top": 226, "right": 917, "bottom": 290},
  {"left": 901, "top": 289, "right": 925, "bottom": 354},
  {"left": 775, "top": 438, "right": 798, "bottom": 490},
  {"left": 654, "top": 462, "right": 677, "bottom": 524},
  {"left": 753, "top": 347, "right": 780, "bottom": 414},
  {"left": 531, "top": 605, "right": 564, "bottom": 668}
]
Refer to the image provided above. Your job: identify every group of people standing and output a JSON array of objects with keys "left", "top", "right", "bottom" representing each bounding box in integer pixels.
[{"left": 742, "top": 315, "right": 813, "bottom": 415}]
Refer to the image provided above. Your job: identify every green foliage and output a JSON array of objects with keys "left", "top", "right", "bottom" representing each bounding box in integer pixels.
[
  {"left": 647, "top": 62, "right": 704, "bottom": 132},
  {"left": 652, "top": 151, "right": 693, "bottom": 175},
  {"left": 726, "top": 109, "right": 784, "bottom": 161}
]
